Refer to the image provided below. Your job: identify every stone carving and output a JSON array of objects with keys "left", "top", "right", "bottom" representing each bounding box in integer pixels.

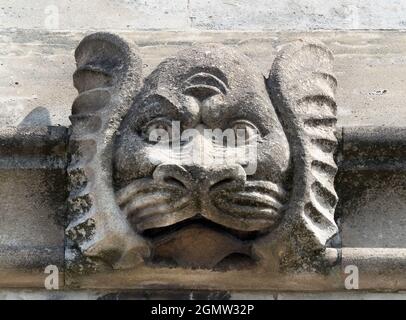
[{"left": 67, "top": 32, "right": 338, "bottom": 273}]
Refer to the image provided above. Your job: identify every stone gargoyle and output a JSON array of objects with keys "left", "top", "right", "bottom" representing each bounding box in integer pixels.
[{"left": 66, "top": 32, "right": 338, "bottom": 274}]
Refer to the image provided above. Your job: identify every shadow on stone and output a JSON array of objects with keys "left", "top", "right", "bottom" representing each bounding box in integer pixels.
[{"left": 18, "top": 107, "right": 51, "bottom": 127}]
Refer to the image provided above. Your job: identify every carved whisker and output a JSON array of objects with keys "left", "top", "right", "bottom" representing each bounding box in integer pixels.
[
  {"left": 116, "top": 178, "right": 185, "bottom": 206},
  {"left": 123, "top": 192, "right": 172, "bottom": 216},
  {"left": 213, "top": 202, "right": 280, "bottom": 220},
  {"left": 244, "top": 180, "right": 288, "bottom": 202},
  {"left": 134, "top": 203, "right": 174, "bottom": 220},
  {"left": 116, "top": 178, "right": 155, "bottom": 206},
  {"left": 224, "top": 191, "right": 284, "bottom": 211},
  {"left": 131, "top": 200, "right": 193, "bottom": 232},
  {"left": 127, "top": 196, "right": 190, "bottom": 219}
]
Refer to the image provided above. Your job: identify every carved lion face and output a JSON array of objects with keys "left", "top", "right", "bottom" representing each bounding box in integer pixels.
[
  {"left": 112, "top": 46, "right": 291, "bottom": 268},
  {"left": 68, "top": 33, "right": 338, "bottom": 273}
]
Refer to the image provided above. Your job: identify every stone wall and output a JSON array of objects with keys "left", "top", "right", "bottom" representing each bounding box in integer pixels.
[
  {"left": 1, "top": 0, "right": 406, "bottom": 31},
  {"left": 1, "top": 31, "right": 406, "bottom": 128},
  {"left": 0, "top": 1, "right": 406, "bottom": 300}
]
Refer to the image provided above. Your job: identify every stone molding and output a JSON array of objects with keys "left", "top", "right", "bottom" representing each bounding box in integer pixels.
[{"left": 0, "top": 32, "right": 405, "bottom": 292}]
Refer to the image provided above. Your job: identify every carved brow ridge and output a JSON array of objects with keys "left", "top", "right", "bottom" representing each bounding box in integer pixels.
[{"left": 183, "top": 72, "right": 228, "bottom": 100}]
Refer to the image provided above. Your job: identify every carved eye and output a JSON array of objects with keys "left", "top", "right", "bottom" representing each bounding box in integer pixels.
[
  {"left": 143, "top": 118, "right": 173, "bottom": 144},
  {"left": 231, "top": 120, "right": 259, "bottom": 144}
]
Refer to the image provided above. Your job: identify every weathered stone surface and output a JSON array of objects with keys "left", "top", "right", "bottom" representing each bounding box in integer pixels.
[
  {"left": 275, "top": 291, "right": 406, "bottom": 300},
  {"left": 341, "top": 126, "right": 406, "bottom": 170},
  {"left": 336, "top": 127, "right": 406, "bottom": 248},
  {"left": 0, "top": 124, "right": 404, "bottom": 290},
  {"left": 1, "top": 1, "right": 406, "bottom": 31},
  {"left": 2, "top": 289, "right": 406, "bottom": 300},
  {"left": 0, "top": 25, "right": 406, "bottom": 296},
  {"left": 337, "top": 172, "right": 406, "bottom": 248},
  {"left": 0, "top": 126, "right": 67, "bottom": 168},
  {"left": 65, "top": 32, "right": 339, "bottom": 278},
  {"left": 341, "top": 248, "right": 406, "bottom": 290},
  {"left": 0, "top": 168, "right": 65, "bottom": 268},
  {"left": 1, "top": 30, "right": 406, "bottom": 128},
  {"left": 0, "top": 126, "right": 66, "bottom": 289}
]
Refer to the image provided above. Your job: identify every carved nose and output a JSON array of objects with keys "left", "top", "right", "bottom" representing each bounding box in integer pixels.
[
  {"left": 153, "top": 164, "right": 246, "bottom": 191},
  {"left": 153, "top": 164, "right": 191, "bottom": 189},
  {"left": 197, "top": 165, "right": 246, "bottom": 192}
]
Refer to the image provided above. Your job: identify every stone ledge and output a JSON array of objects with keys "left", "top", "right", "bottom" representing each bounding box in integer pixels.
[
  {"left": 0, "top": 288, "right": 405, "bottom": 300},
  {"left": 0, "top": 126, "right": 67, "bottom": 155},
  {"left": 340, "top": 126, "right": 406, "bottom": 171},
  {"left": 0, "top": 125, "right": 404, "bottom": 288},
  {"left": 0, "top": 126, "right": 67, "bottom": 169},
  {"left": 2, "top": 125, "right": 405, "bottom": 170},
  {"left": 1, "top": 248, "right": 404, "bottom": 291}
]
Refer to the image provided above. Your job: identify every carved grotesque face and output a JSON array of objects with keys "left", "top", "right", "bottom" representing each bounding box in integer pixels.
[{"left": 114, "top": 46, "right": 291, "bottom": 268}]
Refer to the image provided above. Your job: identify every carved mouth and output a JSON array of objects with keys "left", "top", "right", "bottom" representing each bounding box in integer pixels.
[
  {"left": 116, "top": 178, "right": 193, "bottom": 232},
  {"left": 143, "top": 217, "right": 259, "bottom": 270},
  {"left": 142, "top": 216, "right": 260, "bottom": 240},
  {"left": 116, "top": 178, "right": 287, "bottom": 269},
  {"left": 116, "top": 178, "right": 288, "bottom": 233}
]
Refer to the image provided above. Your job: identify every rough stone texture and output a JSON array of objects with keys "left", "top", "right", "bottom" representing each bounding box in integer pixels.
[
  {"left": 275, "top": 292, "right": 406, "bottom": 300},
  {"left": 113, "top": 41, "right": 293, "bottom": 270},
  {"left": 336, "top": 127, "right": 406, "bottom": 247},
  {"left": 0, "top": 289, "right": 406, "bottom": 300},
  {"left": 0, "top": 125, "right": 404, "bottom": 291},
  {"left": 341, "top": 248, "right": 406, "bottom": 290},
  {"left": 338, "top": 172, "right": 406, "bottom": 247},
  {"left": 0, "top": 127, "right": 67, "bottom": 274},
  {"left": 1, "top": 2, "right": 406, "bottom": 297},
  {"left": 1, "top": 30, "right": 406, "bottom": 128},
  {"left": 0, "top": 169, "right": 65, "bottom": 269},
  {"left": 66, "top": 32, "right": 339, "bottom": 279},
  {"left": 1, "top": 0, "right": 406, "bottom": 31},
  {"left": 0, "top": 36, "right": 404, "bottom": 293},
  {"left": 66, "top": 32, "right": 148, "bottom": 273}
]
